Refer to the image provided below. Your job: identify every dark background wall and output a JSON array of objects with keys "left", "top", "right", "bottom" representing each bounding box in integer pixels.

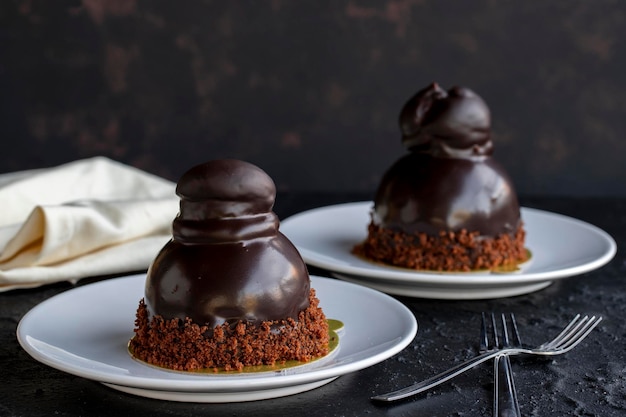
[{"left": 2, "top": 0, "right": 625, "bottom": 196}]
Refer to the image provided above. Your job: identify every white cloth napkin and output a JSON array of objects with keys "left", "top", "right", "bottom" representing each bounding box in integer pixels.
[{"left": 0, "top": 157, "right": 179, "bottom": 291}]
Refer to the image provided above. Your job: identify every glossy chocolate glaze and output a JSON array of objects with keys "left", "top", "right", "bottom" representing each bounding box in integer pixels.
[
  {"left": 374, "top": 83, "right": 521, "bottom": 236},
  {"left": 145, "top": 159, "right": 310, "bottom": 328}
]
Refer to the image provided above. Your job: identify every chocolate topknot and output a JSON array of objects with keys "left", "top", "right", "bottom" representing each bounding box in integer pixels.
[
  {"left": 176, "top": 159, "right": 275, "bottom": 216},
  {"left": 399, "top": 82, "right": 493, "bottom": 158},
  {"left": 173, "top": 159, "right": 278, "bottom": 244}
]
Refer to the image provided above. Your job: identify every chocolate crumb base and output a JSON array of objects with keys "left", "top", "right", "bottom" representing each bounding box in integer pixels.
[
  {"left": 129, "top": 289, "right": 330, "bottom": 372},
  {"left": 353, "top": 222, "right": 528, "bottom": 272}
]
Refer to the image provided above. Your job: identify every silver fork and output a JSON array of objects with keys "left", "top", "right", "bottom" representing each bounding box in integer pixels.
[
  {"left": 371, "top": 314, "right": 602, "bottom": 402},
  {"left": 481, "top": 313, "right": 522, "bottom": 417}
]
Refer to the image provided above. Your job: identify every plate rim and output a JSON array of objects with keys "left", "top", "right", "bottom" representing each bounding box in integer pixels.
[
  {"left": 331, "top": 272, "right": 554, "bottom": 300},
  {"left": 17, "top": 274, "right": 417, "bottom": 394},
  {"left": 280, "top": 201, "right": 617, "bottom": 286}
]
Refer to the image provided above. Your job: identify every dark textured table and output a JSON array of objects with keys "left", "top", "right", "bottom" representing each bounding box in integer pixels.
[{"left": 2, "top": 194, "right": 625, "bottom": 417}]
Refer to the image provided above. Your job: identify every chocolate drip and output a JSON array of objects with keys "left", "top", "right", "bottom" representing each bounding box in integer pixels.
[
  {"left": 145, "top": 159, "right": 310, "bottom": 328},
  {"left": 374, "top": 83, "right": 521, "bottom": 236}
]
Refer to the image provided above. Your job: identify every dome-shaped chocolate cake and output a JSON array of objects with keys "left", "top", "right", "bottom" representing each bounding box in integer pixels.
[
  {"left": 130, "top": 159, "right": 329, "bottom": 371},
  {"left": 354, "top": 83, "right": 528, "bottom": 272}
]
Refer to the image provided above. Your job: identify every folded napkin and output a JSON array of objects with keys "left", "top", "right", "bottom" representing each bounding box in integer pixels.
[{"left": 0, "top": 157, "right": 179, "bottom": 291}]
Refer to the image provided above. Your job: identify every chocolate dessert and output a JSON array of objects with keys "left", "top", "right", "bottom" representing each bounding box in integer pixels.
[
  {"left": 130, "top": 159, "right": 329, "bottom": 372},
  {"left": 354, "top": 83, "right": 528, "bottom": 272}
]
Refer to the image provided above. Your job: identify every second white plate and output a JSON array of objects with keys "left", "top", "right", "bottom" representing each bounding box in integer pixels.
[{"left": 280, "top": 202, "right": 616, "bottom": 299}]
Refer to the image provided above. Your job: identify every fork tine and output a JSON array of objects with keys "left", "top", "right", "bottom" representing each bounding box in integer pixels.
[
  {"left": 500, "top": 313, "right": 510, "bottom": 347},
  {"left": 490, "top": 312, "right": 499, "bottom": 348},
  {"left": 510, "top": 313, "right": 522, "bottom": 347},
  {"left": 480, "top": 312, "right": 489, "bottom": 352}
]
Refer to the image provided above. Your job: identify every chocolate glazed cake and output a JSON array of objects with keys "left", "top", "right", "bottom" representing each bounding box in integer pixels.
[
  {"left": 130, "top": 159, "right": 329, "bottom": 372},
  {"left": 354, "top": 83, "right": 528, "bottom": 272}
]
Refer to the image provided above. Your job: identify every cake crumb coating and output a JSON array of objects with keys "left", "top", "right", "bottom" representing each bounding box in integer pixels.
[
  {"left": 130, "top": 289, "right": 329, "bottom": 372},
  {"left": 354, "top": 221, "right": 528, "bottom": 272}
]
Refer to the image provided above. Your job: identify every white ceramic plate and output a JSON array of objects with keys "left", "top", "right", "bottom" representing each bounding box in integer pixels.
[
  {"left": 17, "top": 274, "right": 417, "bottom": 403},
  {"left": 280, "top": 202, "right": 616, "bottom": 299}
]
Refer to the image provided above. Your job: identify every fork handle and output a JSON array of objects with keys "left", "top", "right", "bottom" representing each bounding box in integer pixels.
[
  {"left": 494, "top": 354, "right": 522, "bottom": 417},
  {"left": 371, "top": 350, "right": 505, "bottom": 402}
]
